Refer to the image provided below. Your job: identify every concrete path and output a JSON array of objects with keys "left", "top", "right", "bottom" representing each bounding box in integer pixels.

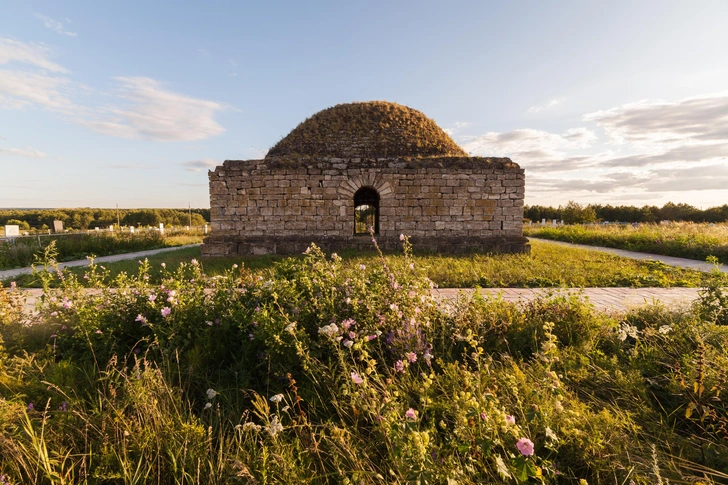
[
  {"left": 16, "top": 287, "right": 702, "bottom": 315},
  {"left": 432, "top": 287, "right": 701, "bottom": 313},
  {"left": 529, "top": 237, "right": 727, "bottom": 274},
  {"left": 0, "top": 244, "right": 201, "bottom": 281}
]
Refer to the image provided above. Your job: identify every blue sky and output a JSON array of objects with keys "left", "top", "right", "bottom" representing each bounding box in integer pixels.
[{"left": 2, "top": 0, "right": 728, "bottom": 209}]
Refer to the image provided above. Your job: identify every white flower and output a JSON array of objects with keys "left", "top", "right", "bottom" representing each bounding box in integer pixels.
[
  {"left": 617, "top": 323, "right": 639, "bottom": 341},
  {"left": 268, "top": 415, "right": 283, "bottom": 437},
  {"left": 318, "top": 323, "right": 339, "bottom": 337},
  {"left": 204, "top": 402, "right": 212, "bottom": 410},
  {"left": 658, "top": 325, "right": 672, "bottom": 335},
  {"left": 545, "top": 426, "right": 558, "bottom": 442},
  {"left": 239, "top": 422, "right": 260, "bottom": 431},
  {"left": 206, "top": 388, "right": 217, "bottom": 400},
  {"left": 206, "top": 321, "right": 213, "bottom": 326},
  {"left": 269, "top": 394, "right": 284, "bottom": 403},
  {"left": 343, "top": 339, "right": 354, "bottom": 348},
  {"left": 285, "top": 322, "right": 297, "bottom": 333}
]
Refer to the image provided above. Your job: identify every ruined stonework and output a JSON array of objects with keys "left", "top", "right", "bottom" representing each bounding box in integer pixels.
[{"left": 202, "top": 102, "right": 529, "bottom": 256}]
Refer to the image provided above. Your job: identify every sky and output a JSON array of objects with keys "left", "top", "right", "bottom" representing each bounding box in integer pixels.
[{"left": 1, "top": 1, "right": 728, "bottom": 209}]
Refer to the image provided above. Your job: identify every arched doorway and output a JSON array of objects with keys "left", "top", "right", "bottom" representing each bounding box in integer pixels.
[{"left": 354, "top": 187, "right": 380, "bottom": 234}]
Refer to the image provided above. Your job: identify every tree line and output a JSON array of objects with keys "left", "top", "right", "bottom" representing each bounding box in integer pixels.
[
  {"left": 525, "top": 202, "right": 728, "bottom": 224},
  {"left": 0, "top": 208, "right": 210, "bottom": 231}
]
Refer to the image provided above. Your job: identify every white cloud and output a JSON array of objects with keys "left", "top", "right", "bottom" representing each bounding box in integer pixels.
[
  {"left": 584, "top": 92, "right": 728, "bottom": 147},
  {"left": 0, "top": 37, "right": 226, "bottom": 143},
  {"left": 181, "top": 158, "right": 219, "bottom": 172},
  {"left": 0, "top": 69, "right": 74, "bottom": 112},
  {"left": 0, "top": 145, "right": 47, "bottom": 158},
  {"left": 528, "top": 98, "right": 562, "bottom": 113},
  {"left": 85, "top": 77, "right": 225, "bottom": 142},
  {"left": 461, "top": 127, "right": 597, "bottom": 166},
  {"left": 34, "top": 14, "right": 77, "bottom": 37},
  {"left": 0, "top": 38, "right": 68, "bottom": 72}
]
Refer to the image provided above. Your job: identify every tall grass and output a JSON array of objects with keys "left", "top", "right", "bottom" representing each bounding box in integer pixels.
[
  {"left": 8, "top": 239, "right": 720, "bottom": 289},
  {"left": 525, "top": 222, "right": 728, "bottom": 263},
  {"left": 1, "top": 240, "right": 727, "bottom": 483},
  {"left": 0, "top": 232, "right": 202, "bottom": 270}
]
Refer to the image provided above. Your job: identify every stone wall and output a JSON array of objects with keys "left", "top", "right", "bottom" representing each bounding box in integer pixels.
[{"left": 202, "top": 156, "right": 528, "bottom": 256}]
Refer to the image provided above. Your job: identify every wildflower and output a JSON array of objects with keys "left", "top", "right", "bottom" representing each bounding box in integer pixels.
[
  {"left": 516, "top": 437, "right": 535, "bottom": 456},
  {"left": 232, "top": 264, "right": 238, "bottom": 268},
  {"left": 61, "top": 297, "right": 73, "bottom": 309},
  {"left": 658, "top": 325, "right": 672, "bottom": 335},
  {"left": 480, "top": 412, "right": 487, "bottom": 420},
  {"left": 204, "top": 402, "right": 212, "bottom": 410},
  {"left": 248, "top": 333, "right": 254, "bottom": 340},
  {"left": 50, "top": 334, "right": 57, "bottom": 339},
  {"left": 341, "top": 318, "right": 355, "bottom": 330},
  {"left": 394, "top": 360, "right": 405, "bottom": 373},
  {"left": 318, "top": 323, "right": 339, "bottom": 337},
  {"left": 138, "top": 260, "right": 142, "bottom": 264},
  {"left": 83, "top": 274, "right": 89, "bottom": 279},
  {"left": 505, "top": 415, "right": 516, "bottom": 425},
  {"left": 206, "top": 320, "right": 213, "bottom": 326},
  {"left": 149, "top": 293, "right": 157, "bottom": 302},
  {"left": 27, "top": 403, "right": 34, "bottom": 411},
  {"left": 135, "top": 314, "right": 147, "bottom": 324},
  {"left": 368, "top": 334, "right": 378, "bottom": 340},
  {"left": 618, "top": 323, "right": 639, "bottom": 341},
  {"left": 268, "top": 415, "right": 283, "bottom": 437},
  {"left": 161, "top": 307, "right": 171, "bottom": 318},
  {"left": 359, "top": 264, "right": 366, "bottom": 270},
  {"left": 240, "top": 422, "right": 259, "bottom": 431},
  {"left": 343, "top": 339, "right": 353, "bottom": 348},
  {"left": 161, "top": 262, "right": 166, "bottom": 268},
  {"left": 191, "top": 259, "right": 198, "bottom": 266},
  {"left": 61, "top": 325, "right": 67, "bottom": 330},
  {"left": 400, "top": 233, "right": 405, "bottom": 241},
  {"left": 423, "top": 352, "right": 433, "bottom": 366},
  {"left": 270, "top": 394, "right": 284, "bottom": 403},
  {"left": 351, "top": 372, "right": 364, "bottom": 385},
  {"left": 285, "top": 322, "right": 296, "bottom": 333},
  {"left": 545, "top": 426, "right": 558, "bottom": 442},
  {"left": 59, "top": 401, "right": 67, "bottom": 412},
  {"left": 206, "top": 388, "right": 217, "bottom": 399},
  {"left": 405, "top": 408, "right": 417, "bottom": 420},
  {"left": 282, "top": 405, "right": 290, "bottom": 412},
  {"left": 133, "top": 348, "right": 141, "bottom": 354},
  {"left": 50, "top": 311, "right": 58, "bottom": 317},
  {"left": 95, "top": 329, "right": 103, "bottom": 334},
  {"left": 406, "top": 352, "right": 417, "bottom": 363}
]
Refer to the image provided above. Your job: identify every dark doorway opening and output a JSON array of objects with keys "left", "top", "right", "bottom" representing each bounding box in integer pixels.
[{"left": 354, "top": 187, "right": 380, "bottom": 235}]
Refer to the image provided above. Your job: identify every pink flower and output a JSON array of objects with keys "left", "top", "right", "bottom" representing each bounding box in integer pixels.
[
  {"left": 95, "top": 329, "right": 103, "bottom": 334},
  {"left": 394, "top": 360, "right": 405, "bottom": 373},
  {"left": 149, "top": 294, "right": 157, "bottom": 302},
  {"left": 480, "top": 412, "right": 487, "bottom": 420},
  {"left": 351, "top": 372, "right": 363, "bottom": 385},
  {"left": 399, "top": 234, "right": 405, "bottom": 241},
  {"left": 135, "top": 314, "right": 147, "bottom": 324},
  {"left": 405, "top": 408, "right": 417, "bottom": 420},
  {"left": 61, "top": 297, "right": 73, "bottom": 309},
  {"left": 516, "top": 437, "right": 535, "bottom": 456},
  {"left": 406, "top": 352, "right": 417, "bottom": 363},
  {"left": 359, "top": 264, "right": 366, "bottom": 270},
  {"left": 161, "top": 307, "right": 171, "bottom": 318},
  {"left": 505, "top": 415, "right": 516, "bottom": 425}
]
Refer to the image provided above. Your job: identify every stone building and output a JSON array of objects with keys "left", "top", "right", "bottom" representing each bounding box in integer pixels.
[{"left": 202, "top": 101, "right": 528, "bottom": 256}]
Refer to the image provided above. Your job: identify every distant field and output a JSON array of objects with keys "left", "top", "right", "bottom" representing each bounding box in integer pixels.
[
  {"left": 6, "top": 239, "right": 723, "bottom": 289},
  {"left": 0, "top": 231, "right": 204, "bottom": 271},
  {"left": 525, "top": 222, "right": 728, "bottom": 263}
]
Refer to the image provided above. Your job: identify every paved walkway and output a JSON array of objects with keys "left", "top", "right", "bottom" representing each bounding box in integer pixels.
[
  {"left": 432, "top": 287, "right": 701, "bottom": 313},
  {"left": 529, "top": 237, "right": 727, "bottom": 274},
  {"left": 0, "top": 244, "right": 201, "bottom": 281},
  {"left": 16, "top": 287, "right": 702, "bottom": 314}
]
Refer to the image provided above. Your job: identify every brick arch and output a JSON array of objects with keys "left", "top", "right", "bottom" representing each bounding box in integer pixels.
[{"left": 337, "top": 173, "right": 393, "bottom": 199}]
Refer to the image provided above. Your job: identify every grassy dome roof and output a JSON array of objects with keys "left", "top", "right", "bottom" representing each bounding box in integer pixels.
[{"left": 266, "top": 101, "right": 467, "bottom": 159}]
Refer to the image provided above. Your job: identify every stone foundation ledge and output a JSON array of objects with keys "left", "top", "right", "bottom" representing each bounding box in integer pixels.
[{"left": 201, "top": 235, "right": 530, "bottom": 256}]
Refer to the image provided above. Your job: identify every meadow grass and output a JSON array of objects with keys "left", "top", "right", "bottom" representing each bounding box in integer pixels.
[
  {"left": 1, "top": 239, "right": 727, "bottom": 484},
  {"left": 6, "top": 239, "right": 722, "bottom": 289},
  {"left": 525, "top": 222, "right": 728, "bottom": 263},
  {"left": 0, "top": 232, "right": 204, "bottom": 271}
]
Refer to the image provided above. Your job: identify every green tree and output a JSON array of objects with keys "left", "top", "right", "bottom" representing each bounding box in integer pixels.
[{"left": 561, "top": 201, "right": 597, "bottom": 224}]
